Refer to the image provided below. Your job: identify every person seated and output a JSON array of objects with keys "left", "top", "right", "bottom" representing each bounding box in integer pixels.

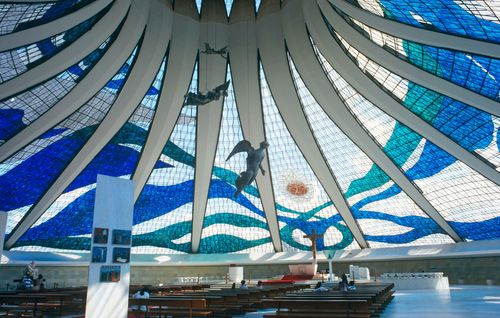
[
  {"left": 22, "top": 275, "right": 33, "bottom": 290},
  {"left": 25, "top": 261, "right": 39, "bottom": 279},
  {"left": 256, "top": 280, "right": 264, "bottom": 289},
  {"left": 231, "top": 282, "right": 236, "bottom": 289},
  {"left": 240, "top": 280, "right": 248, "bottom": 289},
  {"left": 132, "top": 287, "right": 150, "bottom": 311},
  {"left": 348, "top": 280, "right": 357, "bottom": 291},
  {"left": 339, "top": 273, "right": 349, "bottom": 292},
  {"left": 33, "top": 274, "right": 45, "bottom": 291},
  {"left": 314, "top": 282, "right": 329, "bottom": 292}
]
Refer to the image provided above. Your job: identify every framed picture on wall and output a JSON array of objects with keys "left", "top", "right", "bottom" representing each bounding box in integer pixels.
[
  {"left": 91, "top": 246, "right": 107, "bottom": 263},
  {"left": 112, "top": 229, "right": 132, "bottom": 245},
  {"left": 100, "top": 265, "right": 121, "bottom": 282},
  {"left": 112, "top": 247, "right": 130, "bottom": 263},
  {"left": 93, "top": 228, "right": 109, "bottom": 244}
]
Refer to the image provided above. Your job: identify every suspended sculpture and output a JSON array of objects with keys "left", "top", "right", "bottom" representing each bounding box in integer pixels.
[
  {"left": 201, "top": 42, "right": 228, "bottom": 59},
  {"left": 184, "top": 80, "right": 230, "bottom": 106},
  {"left": 226, "top": 140, "right": 269, "bottom": 198}
]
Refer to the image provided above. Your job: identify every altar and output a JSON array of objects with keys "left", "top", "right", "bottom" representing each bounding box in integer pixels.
[
  {"left": 380, "top": 272, "right": 449, "bottom": 290},
  {"left": 288, "top": 262, "right": 318, "bottom": 276}
]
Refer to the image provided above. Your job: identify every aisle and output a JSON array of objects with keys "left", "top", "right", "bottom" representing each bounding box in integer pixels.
[
  {"left": 381, "top": 285, "right": 500, "bottom": 318},
  {"left": 233, "top": 285, "right": 500, "bottom": 318}
]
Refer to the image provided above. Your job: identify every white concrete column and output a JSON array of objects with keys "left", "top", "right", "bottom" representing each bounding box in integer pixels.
[
  {"left": 0, "top": 213, "right": 6, "bottom": 263},
  {"left": 85, "top": 175, "right": 135, "bottom": 318}
]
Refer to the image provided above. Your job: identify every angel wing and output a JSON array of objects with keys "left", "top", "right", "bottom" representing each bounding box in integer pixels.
[
  {"left": 215, "top": 80, "right": 230, "bottom": 93},
  {"left": 226, "top": 140, "right": 253, "bottom": 161}
]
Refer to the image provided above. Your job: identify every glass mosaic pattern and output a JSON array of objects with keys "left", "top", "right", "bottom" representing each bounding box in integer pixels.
[
  {"left": 0, "top": 0, "right": 92, "bottom": 35},
  {"left": 350, "top": 0, "right": 500, "bottom": 43},
  {"left": 10, "top": 50, "right": 166, "bottom": 253},
  {"left": 260, "top": 63, "right": 358, "bottom": 252},
  {"left": 327, "top": 28, "right": 500, "bottom": 170},
  {"left": 200, "top": 66, "right": 274, "bottom": 254},
  {"left": 0, "top": 4, "right": 109, "bottom": 84},
  {"left": 288, "top": 53, "right": 453, "bottom": 247},
  {"left": 4, "top": 46, "right": 140, "bottom": 250},
  {"left": 0, "top": 30, "right": 119, "bottom": 146},
  {"left": 132, "top": 63, "right": 199, "bottom": 255},
  {"left": 2, "top": 1, "right": 500, "bottom": 256},
  {"left": 313, "top": 44, "right": 500, "bottom": 241},
  {"left": 340, "top": 14, "right": 500, "bottom": 102}
]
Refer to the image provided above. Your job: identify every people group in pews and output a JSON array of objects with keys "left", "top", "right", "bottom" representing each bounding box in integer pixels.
[
  {"left": 131, "top": 286, "right": 150, "bottom": 312},
  {"left": 314, "top": 281, "right": 329, "bottom": 292}
]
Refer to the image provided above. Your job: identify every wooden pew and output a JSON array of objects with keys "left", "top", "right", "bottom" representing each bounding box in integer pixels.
[
  {"left": 129, "top": 297, "right": 213, "bottom": 318},
  {"left": 262, "top": 298, "right": 372, "bottom": 318},
  {"left": 0, "top": 295, "right": 46, "bottom": 317}
]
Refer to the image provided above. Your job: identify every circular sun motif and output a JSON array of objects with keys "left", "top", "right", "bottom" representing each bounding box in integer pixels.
[
  {"left": 278, "top": 171, "right": 317, "bottom": 203},
  {"left": 286, "top": 181, "right": 308, "bottom": 196}
]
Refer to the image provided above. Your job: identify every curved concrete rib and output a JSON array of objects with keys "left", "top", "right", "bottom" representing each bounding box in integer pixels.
[
  {"left": 329, "top": 0, "right": 500, "bottom": 60},
  {"left": 319, "top": 0, "right": 500, "bottom": 118},
  {"left": 257, "top": 0, "right": 369, "bottom": 249},
  {"left": 294, "top": 0, "right": 461, "bottom": 242},
  {"left": 306, "top": 2, "right": 500, "bottom": 187},
  {"left": 0, "top": 0, "right": 132, "bottom": 101},
  {"left": 131, "top": 2, "right": 199, "bottom": 202},
  {"left": 0, "top": 1, "right": 149, "bottom": 163},
  {"left": 192, "top": 0, "right": 228, "bottom": 253},
  {"left": 0, "top": 0, "right": 113, "bottom": 51},
  {"left": 227, "top": 0, "right": 282, "bottom": 252},
  {"left": 5, "top": 0, "right": 170, "bottom": 249}
]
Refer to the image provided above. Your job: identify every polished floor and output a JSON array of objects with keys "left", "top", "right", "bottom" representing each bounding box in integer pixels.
[{"left": 236, "top": 285, "right": 500, "bottom": 318}]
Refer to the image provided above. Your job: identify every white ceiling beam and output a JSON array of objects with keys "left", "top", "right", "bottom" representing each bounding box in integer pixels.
[
  {"left": 191, "top": 0, "right": 228, "bottom": 253},
  {"left": 307, "top": 1, "right": 500, "bottom": 187},
  {"left": 257, "top": 0, "right": 368, "bottom": 248},
  {"left": 329, "top": 0, "right": 500, "bottom": 60},
  {"left": 0, "top": 0, "right": 113, "bottom": 51},
  {"left": 131, "top": 1, "right": 199, "bottom": 202},
  {"left": 297, "top": 0, "right": 461, "bottom": 242},
  {"left": 0, "top": 0, "right": 131, "bottom": 101},
  {"left": 0, "top": 1, "right": 148, "bottom": 163},
  {"left": 319, "top": 0, "right": 500, "bottom": 118},
  {"left": 227, "top": 0, "right": 282, "bottom": 252},
  {"left": 5, "top": 0, "right": 170, "bottom": 249}
]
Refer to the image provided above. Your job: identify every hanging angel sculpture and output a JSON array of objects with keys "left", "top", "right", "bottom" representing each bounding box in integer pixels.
[
  {"left": 184, "top": 80, "right": 230, "bottom": 106},
  {"left": 226, "top": 140, "right": 269, "bottom": 198},
  {"left": 201, "top": 42, "right": 228, "bottom": 60}
]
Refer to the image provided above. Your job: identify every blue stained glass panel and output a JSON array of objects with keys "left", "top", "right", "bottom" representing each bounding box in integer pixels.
[
  {"left": 314, "top": 42, "right": 500, "bottom": 241},
  {"left": 328, "top": 27, "right": 500, "bottom": 170},
  {"left": 260, "top": 62, "right": 358, "bottom": 252},
  {"left": 12, "top": 55, "right": 167, "bottom": 252},
  {"left": 0, "top": 0, "right": 93, "bottom": 35},
  {"left": 0, "top": 29, "right": 119, "bottom": 145},
  {"left": 342, "top": 14, "right": 500, "bottom": 103},
  {"left": 289, "top": 53, "right": 453, "bottom": 247},
  {"left": 1, "top": 46, "right": 139, "bottom": 245},
  {"left": 199, "top": 66, "right": 274, "bottom": 254},
  {"left": 351, "top": 0, "right": 500, "bottom": 43},
  {"left": 0, "top": 4, "right": 109, "bottom": 84},
  {"left": 131, "top": 63, "right": 199, "bottom": 254}
]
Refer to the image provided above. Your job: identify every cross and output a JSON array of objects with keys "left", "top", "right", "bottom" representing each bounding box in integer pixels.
[{"left": 303, "top": 229, "right": 324, "bottom": 260}]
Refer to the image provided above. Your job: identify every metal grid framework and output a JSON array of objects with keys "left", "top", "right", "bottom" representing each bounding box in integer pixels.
[
  {"left": 1, "top": 0, "right": 499, "bottom": 255},
  {"left": 0, "top": 5, "right": 109, "bottom": 83},
  {"left": 0, "top": 0, "right": 92, "bottom": 35},
  {"left": 328, "top": 29, "right": 500, "bottom": 170}
]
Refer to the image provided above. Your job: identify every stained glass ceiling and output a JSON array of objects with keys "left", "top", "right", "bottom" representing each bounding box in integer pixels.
[{"left": 1, "top": 0, "right": 500, "bottom": 255}]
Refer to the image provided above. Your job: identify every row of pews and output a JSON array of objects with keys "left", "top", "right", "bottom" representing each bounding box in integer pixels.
[
  {"left": 129, "top": 284, "right": 307, "bottom": 318},
  {"left": 0, "top": 284, "right": 211, "bottom": 317},
  {"left": 261, "top": 283, "right": 395, "bottom": 318},
  {"left": 0, "top": 282, "right": 394, "bottom": 317}
]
